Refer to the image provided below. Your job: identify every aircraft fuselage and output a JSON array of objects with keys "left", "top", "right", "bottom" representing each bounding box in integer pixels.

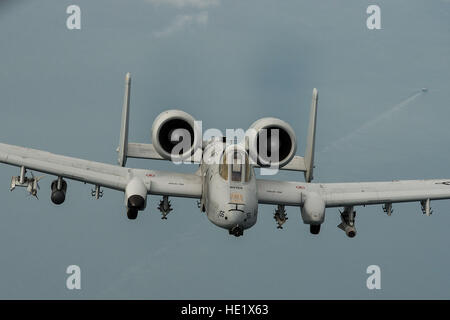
[{"left": 202, "top": 141, "right": 258, "bottom": 236}]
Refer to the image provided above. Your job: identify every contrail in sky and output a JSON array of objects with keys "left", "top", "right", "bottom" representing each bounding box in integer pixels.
[{"left": 319, "top": 90, "right": 424, "bottom": 154}]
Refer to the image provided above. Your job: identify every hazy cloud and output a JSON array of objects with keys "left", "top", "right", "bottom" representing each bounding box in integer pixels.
[{"left": 148, "top": 0, "right": 219, "bottom": 9}]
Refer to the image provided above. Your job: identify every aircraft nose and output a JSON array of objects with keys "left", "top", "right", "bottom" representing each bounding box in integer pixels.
[
  {"left": 226, "top": 204, "right": 251, "bottom": 228},
  {"left": 227, "top": 204, "right": 246, "bottom": 217},
  {"left": 226, "top": 210, "right": 245, "bottom": 224}
]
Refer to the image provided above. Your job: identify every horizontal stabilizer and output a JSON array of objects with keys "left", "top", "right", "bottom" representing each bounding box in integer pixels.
[
  {"left": 125, "top": 142, "right": 305, "bottom": 169},
  {"left": 126, "top": 143, "right": 202, "bottom": 163},
  {"left": 253, "top": 155, "right": 307, "bottom": 172},
  {"left": 281, "top": 156, "right": 307, "bottom": 172},
  {"left": 127, "top": 143, "right": 164, "bottom": 160}
]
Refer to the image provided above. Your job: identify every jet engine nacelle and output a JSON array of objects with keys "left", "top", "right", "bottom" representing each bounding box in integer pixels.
[
  {"left": 248, "top": 117, "right": 297, "bottom": 168},
  {"left": 125, "top": 178, "right": 148, "bottom": 211},
  {"left": 151, "top": 110, "right": 201, "bottom": 161},
  {"left": 51, "top": 178, "right": 67, "bottom": 205},
  {"left": 301, "top": 192, "right": 325, "bottom": 225}
]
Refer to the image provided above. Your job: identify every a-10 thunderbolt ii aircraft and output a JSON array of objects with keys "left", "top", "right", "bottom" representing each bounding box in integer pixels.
[{"left": 1, "top": 73, "right": 449, "bottom": 237}]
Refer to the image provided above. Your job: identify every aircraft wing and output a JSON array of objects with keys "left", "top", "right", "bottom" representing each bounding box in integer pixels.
[
  {"left": 257, "top": 178, "right": 450, "bottom": 209},
  {"left": 0, "top": 143, "right": 130, "bottom": 191},
  {"left": 0, "top": 143, "right": 202, "bottom": 198}
]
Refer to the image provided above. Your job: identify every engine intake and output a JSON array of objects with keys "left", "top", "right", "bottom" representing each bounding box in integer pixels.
[
  {"left": 152, "top": 110, "right": 201, "bottom": 161},
  {"left": 248, "top": 117, "right": 297, "bottom": 168},
  {"left": 51, "top": 178, "right": 67, "bottom": 205}
]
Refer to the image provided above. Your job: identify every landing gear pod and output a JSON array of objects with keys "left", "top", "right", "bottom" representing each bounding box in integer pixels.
[
  {"left": 310, "top": 224, "right": 321, "bottom": 235},
  {"left": 125, "top": 178, "right": 148, "bottom": 220},
  {"left": 301, "top": 192, "right": 325, "bottom": 229}
]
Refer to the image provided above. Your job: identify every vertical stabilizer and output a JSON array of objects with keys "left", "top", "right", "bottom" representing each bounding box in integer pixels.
[
  {"left": 304, "top": 88, "right": 318, "bottom": 182},
  {"left": 118, "top": 72, "right": 131, "bottom": 167}
]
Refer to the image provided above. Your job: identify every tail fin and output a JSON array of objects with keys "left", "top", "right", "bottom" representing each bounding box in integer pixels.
[
  {"left": 304, "top": 88, "right": 318, "bottom": 182},
  {"left": 118, "top": 72, "right": 131, "bottom": 167}
]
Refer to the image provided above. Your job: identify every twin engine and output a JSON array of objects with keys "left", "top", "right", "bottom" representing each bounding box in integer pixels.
[
  {"left": 123, "top": 110, "right": 299, "bottom": 221},
  {"left": 151, "top": 110, "right": 297, "bottom": 169}
]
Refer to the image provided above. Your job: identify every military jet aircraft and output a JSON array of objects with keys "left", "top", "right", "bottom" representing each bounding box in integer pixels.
[{"left": 1, "top": 73, "right": 448, "bottom": 237}]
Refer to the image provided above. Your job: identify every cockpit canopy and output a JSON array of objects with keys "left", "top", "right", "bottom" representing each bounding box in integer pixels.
[{"left": 219, "top": 147, "right": 251, "bottom": 183}]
